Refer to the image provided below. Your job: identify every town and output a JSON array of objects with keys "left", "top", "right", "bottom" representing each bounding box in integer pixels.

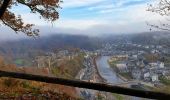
[
  {"left": 102, "top": 42, "right": 170, "bottom": 88},
  {"left": 31, "top": 40, "right": 170, "bottom": 99}
]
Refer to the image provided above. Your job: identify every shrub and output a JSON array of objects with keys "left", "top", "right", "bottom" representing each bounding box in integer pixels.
[{"left": 3, "top": 78, "right": 20, "bottom": 87}]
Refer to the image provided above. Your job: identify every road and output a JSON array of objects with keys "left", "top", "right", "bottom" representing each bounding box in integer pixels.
[
  {"left": 76, "top": 57, "right": 101, "bottom": 100},
  {"left": 96, "top": 56, "right": 153, "bottom": 100},
  {"left": 76, "top": 56, "right": 117, "bottom": 100},
  {"left": 76, "top": 56, "right": 153, "bottom": 100}
]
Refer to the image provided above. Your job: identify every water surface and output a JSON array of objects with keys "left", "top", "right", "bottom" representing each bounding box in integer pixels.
[{"left": 96, "top": 56, "right": 123, "bottom": 84}]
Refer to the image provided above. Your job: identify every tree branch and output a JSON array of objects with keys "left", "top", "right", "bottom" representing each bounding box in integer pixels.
[
  {"left": 0, "top": 0, "right": 11, "bottom": 19},
  {"left": 1, "top": 19, "right": 18, "bottom": 32}
]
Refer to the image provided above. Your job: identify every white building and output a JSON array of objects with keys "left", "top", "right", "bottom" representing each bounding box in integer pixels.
[
  {"left": 144, "top": 72, "right": 150, "bottom": 79},
  {"left": 149, "top": 62, "right": 164, "bottom": 68},
  {"left": 116, "top": 63, "right": 128, "bottom": 72},
  {"left": 132, "top": 69, "right": 141, "bottom": 80},
  {"left": 151, "top": 49, "right": 159, "bottom": 54},
  {"left": 132, "top": 55, "right": 138, "bottom": 59},
  {"left": 149, "top": 62, "right": 158, "bottom": 67},
  {"left": 151, "top": 74, "right": 159, "bottom": 82},
  {"left": 144, "top": 46, "right": 149, "bottom": 49},
  {"left": 84, "top": 54, "right": 89, "bottom": 58},
  {"left": 158, "top": 62, "right": 164, "bottom": 68}
]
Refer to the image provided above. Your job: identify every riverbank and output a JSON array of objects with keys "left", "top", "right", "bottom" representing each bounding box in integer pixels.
[
  {"left": 93, "top": 56, "right": 107, "bottom": 83},
  {"left": 95, "top": 56, "right": 123, "bottom": 84},
  {"left": 94, "top": 56, "right": 128, "bottom": 99},
  {"left": 107, "top": 58, "right": 131, "bottom": 82},
  {"left": 75, "top": 56, "right": 109, "bottom": 100},
  {"left": 116, "top": 73, "right": 128, "bottom": 82},
  {"left": 93, "top": 56, "right": 117, "bottom": 100}
]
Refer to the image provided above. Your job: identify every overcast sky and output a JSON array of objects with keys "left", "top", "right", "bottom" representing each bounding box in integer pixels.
[{"left": 0, "top": 0, "right": 167, "bottom": 40}]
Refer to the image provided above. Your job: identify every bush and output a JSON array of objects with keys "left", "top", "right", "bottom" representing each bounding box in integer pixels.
[
  {"left": 3, "top": 78, "right": 20, "bottom": 87},
  {"left": 21, "top": 81, "right": 30, "bottom": 88},
  {"left": 160, "top": 76, "right": 170, "bottom": 85}
]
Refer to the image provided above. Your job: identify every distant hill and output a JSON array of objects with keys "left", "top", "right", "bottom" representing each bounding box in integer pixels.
[
  {"left": 0, "top": 34, "right": 102, "bottom": 64},
  {"left": 102, "top": 31, "right": 170, "bottom": 46},
  {"left": 129, "top": 31, "right": 170, "bottom": 45},
  {"left": 0, "top": 31, "right": 170, "bottom": 65}
]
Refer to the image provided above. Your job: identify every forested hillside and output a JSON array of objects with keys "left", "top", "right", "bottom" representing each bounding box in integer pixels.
[
  {"left": 0, "top": 34, "right": 101, "bottom": 65},
  {"left": 103, "top": 31, "right": 170, "bottom": 46}
]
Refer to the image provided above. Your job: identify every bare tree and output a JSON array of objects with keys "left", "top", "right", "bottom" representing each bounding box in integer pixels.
[
  {"left": 147, "top": 0, "right": 170, "bottom": 31},
  {"left": 0, "top": 0, "right": 62, "bottom": 37}
]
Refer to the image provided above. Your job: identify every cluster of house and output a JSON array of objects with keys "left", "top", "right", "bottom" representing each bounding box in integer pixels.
[
  {"left": 130, "top": 61, "right": 165, "bottom": 82},
  {"left": 110, "top": 54, "right": 170, "bottom": 83},
  {"left": 99, "top": 42, "right": 170, "bottom": 85},
  {"left": 100, "top": 42, "right": 170, "bottom": 56},
  {"left": 34, "top": 50, "right": 79, "bottom": 68}
]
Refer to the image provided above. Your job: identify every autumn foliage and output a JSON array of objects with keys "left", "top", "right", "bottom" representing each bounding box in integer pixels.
[
  {"left": 0, "top": 0, "right": 61, "bottom": 36},
  {"left": 0, "top": 56, "right": 79, "bottom": 99}
]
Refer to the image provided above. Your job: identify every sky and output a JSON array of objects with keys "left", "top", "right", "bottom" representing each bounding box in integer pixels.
[{"left": 0, "top": 0, "right": 167, "bottom": 40}]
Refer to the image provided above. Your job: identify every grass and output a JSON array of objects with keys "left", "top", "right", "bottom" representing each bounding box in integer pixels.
[
  {"left": 51, "top": 53, "right": 85, "bottom": 79},
  {"left": 112, "top": 93, "right": 124, "bottom": 100},
  {"left": 14, "top": 58, "right": 32, "bottom": 66},
  {"left": 155, "top": 76, "right": 170, "bottom": 94},
  {"left": 109, "top": 60, "right": 132, "bottom": 80},
  {"left": 108, "top": 60, "right": 119, "bottom": 72},
  {"left": 119, "top": 72, "right": 133, "bottom": 80},
  {"left": 15, "top": 59, "right": 24, "bottom": 65},
  {"left": 159, "top": 76, "right": 170, "bottom": 86},
  {"left": 109, "top": 61, "right": 117, "bottom": 68}
]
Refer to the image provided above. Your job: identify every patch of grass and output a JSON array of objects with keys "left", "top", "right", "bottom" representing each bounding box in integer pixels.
[
  {"left": 109, "top": 60, "right": 132, "bottom": 80},
  {"left": 51, "top": 53, "right": 85, "bottom": 79},
  {"left": 119, "top": 72, "right": 132, "bottom": 80},
  {"left": 3, "top": 78, "right": 20, "bottom": 87},
  {"left": 109, "top": 61, "right": 117, "bottom": 67},
  {"left": 15, "top": 59, "right": 24, "bottom": 65},
  {"left": 159, "top": 76, "right": 170, "bottom": 85},
  {"left": 153, "top": 83, "right": 170, "bottom": 94},
  {"left": 112, "top": 93, "right": 124, "bottom": 100},
  {"left": 21, "top": 81, "right": 31, "bottom": 89},
  {"left": 96, "top": 93, "right": 105, "bottom": 100},
  {"left": 14, "top": 58, "right": 32, "bottom": 66},
  {"left": 108, "top": 60, "right": 119, "bottom": 73}
]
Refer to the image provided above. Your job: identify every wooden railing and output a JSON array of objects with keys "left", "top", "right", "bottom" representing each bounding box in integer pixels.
[{"left": 0, "top": 70, "right": 169, "bottom": 100}]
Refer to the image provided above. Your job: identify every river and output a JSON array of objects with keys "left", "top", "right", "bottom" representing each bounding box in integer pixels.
[
  {"left": 96, "top": 56, "right": 145, "bottom": 100},
  {"left": 96, "top": 56, "right": 123, "bottom": 84}
]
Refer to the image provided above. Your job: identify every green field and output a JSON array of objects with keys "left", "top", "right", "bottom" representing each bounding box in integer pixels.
[{"left": 14, "top": 59, "right": 32, "bottom": 66}]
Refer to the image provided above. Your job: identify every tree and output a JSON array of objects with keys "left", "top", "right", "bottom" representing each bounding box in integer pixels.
[
  {"left": 147, "top": 0, "right": 170, "bottom": 31},
  {"left": 0, "top": 0, "right": 61, "bottom": 37}
]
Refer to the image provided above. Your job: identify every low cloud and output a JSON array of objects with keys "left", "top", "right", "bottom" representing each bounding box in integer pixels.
[{"left": 0, "top": 0, "right": 166, "bottom": 40}]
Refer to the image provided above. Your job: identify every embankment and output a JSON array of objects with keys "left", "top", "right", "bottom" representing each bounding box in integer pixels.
[{"left": 93, "top": 56, "right": 107, "bottom": 83}]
